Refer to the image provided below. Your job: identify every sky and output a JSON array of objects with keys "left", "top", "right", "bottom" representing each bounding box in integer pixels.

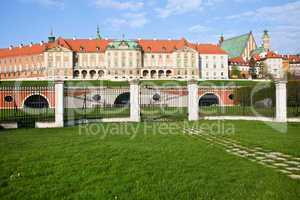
[{"left": 0, "top": 0, "right": 299, "bottom": 54}]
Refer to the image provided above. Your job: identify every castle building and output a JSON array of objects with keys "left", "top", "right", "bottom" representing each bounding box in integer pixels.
[{"left": 0, "top": 30, "right": 228, "bottom": 81}]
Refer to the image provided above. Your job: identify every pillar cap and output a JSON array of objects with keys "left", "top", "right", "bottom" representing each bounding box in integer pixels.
[
  {"left": 129, "top": 79, "right": 140, "bottom": 85},
  {"left": 54, "top": 79, "right": 65, "bottom": 84},
  {"left": 274, "top": 80, "right": 287, "bottom": 84},
  {"left": 188, "top": 79, "right": 198, "bottom": 85}
]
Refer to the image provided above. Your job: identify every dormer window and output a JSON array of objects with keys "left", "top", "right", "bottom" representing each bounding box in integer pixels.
[
  {"left": 96, "top": 47, "right": 100, "bottom": 51},
  {"left": 162, "top": 47, "right": 166, "bottom": 52},
  {"left": 147, "top": 47, "right": 151, "bottom": 52},
  {"left": 80, "top": 46, "right": 85, "bottom": 52},
  {"left": 174, "top": 46, "right": 177, "bottom": 50}
]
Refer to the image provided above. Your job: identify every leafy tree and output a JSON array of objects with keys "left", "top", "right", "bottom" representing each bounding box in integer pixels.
[{"left": 231, "top": 64, "right": 241, "bottom": 79}]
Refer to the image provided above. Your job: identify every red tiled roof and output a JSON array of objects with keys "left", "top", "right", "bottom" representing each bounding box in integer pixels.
[
  {"left": 229, "top": 57, "right": 248, "bottom": 65},
  {"left": 194, "top": 44, "right": 228, "bottom": 54},
  {"left": 0, "top": 37, "right": 228, "bottom": 58},
  {"left": 0, "top": 43, "right": 47, "bottom": 58},
  {"left": 63, "top": 38, "right": 111, "bottom": 52},
  {"left": 282, "top": 55, "right": 300, "bottom": 63},
  {"left": 137, "top": 38, "right": 188, "bottom": 53},
  {"left": 265, "top": 51, "right": 282, "bottom": 59}
]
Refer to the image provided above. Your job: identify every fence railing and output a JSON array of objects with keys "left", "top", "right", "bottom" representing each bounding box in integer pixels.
[
  {"left": 63, "top": 86, "right": 130, "bottom": 121},
  {"left": 198, "top": 84, "right": 276, "bottom": 118},
  {"left": 0, "top": 80, "right": 296, "bottom": 128},
  {"left": 140, "top": 86, "right": 188, "bottom": 121},
  {"left": 0, "top": 86, "right": 55, "bottom": 126},
  {"left": 287, "top": 81, "right": 300, "bottom": 118}
]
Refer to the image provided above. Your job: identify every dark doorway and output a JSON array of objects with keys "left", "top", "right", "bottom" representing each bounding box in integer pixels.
[
  {"left": 199, "top": 93, "right": 219, "bottom": 106},
  {"left": 24, "top": 95, "right": 49, "bottom": 108},
  {"left": 114, "top": 92, "right": 130, "bottom": 105}
]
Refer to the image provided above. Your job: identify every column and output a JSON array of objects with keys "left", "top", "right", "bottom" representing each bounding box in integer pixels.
[
  {"left": 188, "top": 79, "right": 199, "bottom": 121},
  {"left": 275, "top": 80, "right": 287, "bottom": 122},
  {"left": 130, "top": 79, "right": 141, "bottom": 122},
  {"left": 55, "top": 80, "right": 64, "bottom": 127}
]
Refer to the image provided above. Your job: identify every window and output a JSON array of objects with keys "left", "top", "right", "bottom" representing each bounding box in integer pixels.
[{"left": 162, "top": 47, "right": 166, "bottom": 52}]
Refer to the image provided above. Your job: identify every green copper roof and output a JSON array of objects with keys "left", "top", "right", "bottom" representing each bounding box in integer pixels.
[
  {"left": 220, "top": 33, "right": 250, "bottom": 58},
  {"left": 107, "top": 40, "right": 141, "bottom": 50},
  {"left": 251, "top": 46, "right": 265, "bottom": 56}
]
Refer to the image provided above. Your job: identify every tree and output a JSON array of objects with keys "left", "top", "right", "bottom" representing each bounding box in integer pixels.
[
  {"left": 249, "top": 58, "right": 257, "bottom": 79},
  {"left": 230, "top": 64, "right": 240, "bottom": 79},
  {"left": 258, "top": 61, "right": 268, "bottom": 79}
]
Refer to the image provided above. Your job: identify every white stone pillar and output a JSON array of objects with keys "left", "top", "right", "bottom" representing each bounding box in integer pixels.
[
  {"left": 55, "top": 80, "right": 64, "bottom": 127},
  {"left": 188, "top": 79, "right": 199, "bottom": 121},
  {"left": 275, "top": 80, "right": 287, "bottom": 122},
  {"left": 130, "top": 79, "right": 141, "bottom": 122}
]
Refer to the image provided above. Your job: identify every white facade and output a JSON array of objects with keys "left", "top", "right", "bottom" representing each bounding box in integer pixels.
[
  {"left": 264, "top": 58, "right": 283, "bottom": 79},
  {"left": 200, "top": 54, "right": 229, "bottom": 80}
]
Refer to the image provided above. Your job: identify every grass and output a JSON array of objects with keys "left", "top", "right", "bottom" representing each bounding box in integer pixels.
[
  {"left": 64, "top": 107, "right": 130, "bottom": 120},
  {"left": 199, "top": 106, "right": 276, "bottom": 117},
  {"left": 0, "top": 121, "right": 300, "bottom": 199}
]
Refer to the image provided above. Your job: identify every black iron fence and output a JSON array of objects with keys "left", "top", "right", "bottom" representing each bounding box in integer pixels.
[
  {"left": 140, "top": 85, "right": 188, "bottom": 121},
  {"left": 287, "top": 81, "right": 300, "bottom": 118},
  {"left": 199, "top": 84, "right": 276, "bottom": 118},
  {"left": 0, "top": 86, "right": 55, "bottom": 127},
  {"left": 63, "top": 86, "right": 130, "bottom": 121}
]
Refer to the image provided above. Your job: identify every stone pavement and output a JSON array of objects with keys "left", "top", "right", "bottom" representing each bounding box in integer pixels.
[{"left": 183, "top": 128, "right": 300, "bottom": 180}]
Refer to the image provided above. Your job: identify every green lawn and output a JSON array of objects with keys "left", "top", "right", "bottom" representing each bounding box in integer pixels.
[{"left": 0, "top": 121, "right": 300, "bottom": 199}]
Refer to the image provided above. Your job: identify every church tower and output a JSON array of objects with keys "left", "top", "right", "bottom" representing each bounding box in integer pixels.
[
  {"left": 96, "top": 25, "right": 101, "bottom": 39},
  {"left": 48, "top": 28, "right": 56, "bottom": 43},
  {"left": 262, "top": 30, "right": 270, "bottom": 51}
]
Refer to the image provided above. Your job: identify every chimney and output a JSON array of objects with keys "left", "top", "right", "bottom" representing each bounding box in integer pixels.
[
  {"left": 9, "top": 45, "right": 13, "bottom": 50},
  {"left": 73, "top": 37, "right": 76, "bottom": 40},
  {"left": 40, "top": 41, "right": 44, "bottom": 46},
  {"left": 19, "top": 44, "right": 23, "bottom": 48}
]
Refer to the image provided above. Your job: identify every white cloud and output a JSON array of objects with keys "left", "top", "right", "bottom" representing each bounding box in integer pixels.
[
  {"left": 94, "top": 0, "right": 144, "bottom": 10},
  {"left": 20, "top": 0, "right": 64, "bottom": 7},
  {"left": 156, "top": 0, "right": 203, "bottom": 18},
  {"left": 156, "top": 0, "right": 224, "bottom": 18},
  {"left": 188, "top": 25, "right": 209, "bottom": 33},
  {"left": 106, "top": 12, "right": 148, "bottom": 29},
  {"left": 224, "top": 1, "right": 300, "bottom": 53},
  {"left": 226, "top": 1, "right": 300, "bottom": 25}
]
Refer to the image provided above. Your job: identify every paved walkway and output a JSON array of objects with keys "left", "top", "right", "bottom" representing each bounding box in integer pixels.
[{"left": 183, "top": 128, "right": 300, "bottom": 180}]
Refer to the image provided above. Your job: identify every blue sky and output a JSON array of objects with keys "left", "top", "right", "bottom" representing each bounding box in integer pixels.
[{"left": 1, "top": 0, "right": 299, "bottom": 54}]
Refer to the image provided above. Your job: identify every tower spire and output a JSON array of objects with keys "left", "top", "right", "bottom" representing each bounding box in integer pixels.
[
  {"left": 96, "top": 25, "right": 101, "bottom": 39},
  {"left": 48, "top": 27, "right": 55, "bottom": 43}
]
